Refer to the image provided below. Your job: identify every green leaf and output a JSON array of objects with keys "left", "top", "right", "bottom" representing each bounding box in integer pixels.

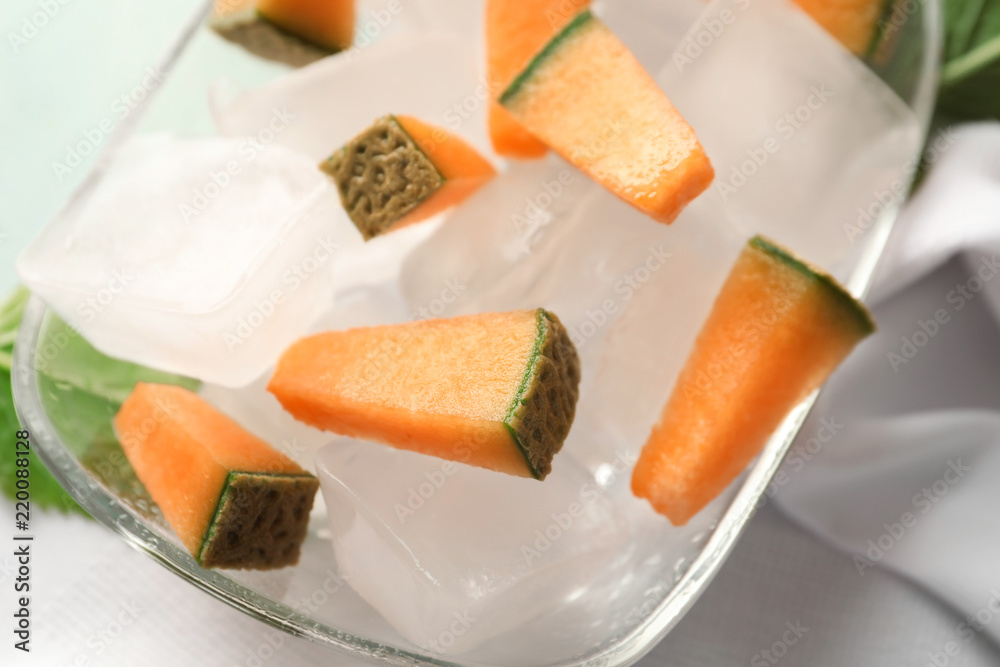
[
  {"left": 0, "top": 289, "right": 86, "bottom": 514},
  {"left": 938, "top": 0, "right": 1000, "bottom": 120},
  {"left": 0, "top": 287, "right": 198, "bottom": 515}
]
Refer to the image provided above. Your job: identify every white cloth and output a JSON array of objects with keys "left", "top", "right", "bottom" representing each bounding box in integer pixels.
[{"left": 775, "top": 122, "right": 1000, "bottom": 647}]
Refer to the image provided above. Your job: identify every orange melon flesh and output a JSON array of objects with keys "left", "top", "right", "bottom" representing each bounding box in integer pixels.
[
  {"left": 114, "top": 383, "right": 318, "bottom": 569},
  {"left": 486, "top": 0, "right": 591, "bottom": 158},
  {"left": 792, "top": 0, "right": 885, "bottom": 55},
  {"left": 631, "top": 236, "right": 875, "bottom": 525},
  {"left": 256, "top": 0, "right": 354, "bottom": 52},
  {"left": 500, "top": 10, "right": 714, "bottom": 224},
  {"left": 393, "top": 115, "right": 498, "bottom": 228},
  {"left": 321, "top": 115, "right": 496, "bottom": 240},
  {"left": 268, "top": 309, "right": 581, "bottom": 480}
]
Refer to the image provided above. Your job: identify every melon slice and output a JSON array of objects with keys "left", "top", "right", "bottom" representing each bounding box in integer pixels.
[
  {"left": 268, "top": 309, "right": 580, "bottom": 480},
  {"left": 114, "top": 383, "right": 319, "bottom": 569},
  {"left": 500, "top": 9, "right": 714, "bottom": 224},
  {"left": 256, "top": 0, "right": 355, "bottom": 52},
  {"left": 631, "top": 236, "right": 875, "bottom": 525},
  {"left": 792, "top": 0, "right": 887, "bottom": 55},
  {"left": 486, "top": 0, "right": 591, "bottom": 158},
  {"left": 321, "top": 115, "right": 497, "bottom": 240}
]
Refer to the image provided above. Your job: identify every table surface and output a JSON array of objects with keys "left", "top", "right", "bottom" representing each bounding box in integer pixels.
[{"left": 3, "top": 1, "right": 996, "bottom": 665}]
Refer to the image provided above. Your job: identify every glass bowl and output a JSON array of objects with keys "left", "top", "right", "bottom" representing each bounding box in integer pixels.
[{"left": 12, "top": 1, "right": 941, "bottom": 665}]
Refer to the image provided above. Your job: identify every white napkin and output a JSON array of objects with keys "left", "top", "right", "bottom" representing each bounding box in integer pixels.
[{"left": 775, "top": 121, "right": 1000, "bottom": 646}]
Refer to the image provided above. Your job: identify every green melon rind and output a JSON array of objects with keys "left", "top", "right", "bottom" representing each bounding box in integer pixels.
[
  {"left": 503, "top": 309, "right": 581, "bottom": 481},
  {"left": 749, "top": 236, "right": 876, "bottom": 338},
  {"left": 499, "top": 9, "right": 595, "bottom": 108},
  {"left": 197, "top": 470, "right": 318, "bottom": 569}
]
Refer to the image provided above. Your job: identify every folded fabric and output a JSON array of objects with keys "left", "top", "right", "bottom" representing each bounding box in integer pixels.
[{"left": 775, "top": 121, "right": 1000, "bottom": 645}]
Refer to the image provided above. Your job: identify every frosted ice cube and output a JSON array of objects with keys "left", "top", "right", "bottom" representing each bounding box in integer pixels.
[
  {"left": 584, "top": 199, "right": 746, "bottom": 455},
  {"left": 212, "top": 31, "right": 492, "bottom": 291},
  {"left": 316, "top": 437, "right": 628, "bottom": 655},
  {"left": 658, "top": 0, "right": 923, "bottom": 279},
  {"left": 18, "top": 134, "right": 357, "bottom": 387},
  {"left": 213, "top": 32, "right": 491, "bottom": 162},
  {"left": 401, "top": 155, "right": 744, "bottom": 394},
  {"left": 597, "top": 0, "right": 705, "bottom": 73}
]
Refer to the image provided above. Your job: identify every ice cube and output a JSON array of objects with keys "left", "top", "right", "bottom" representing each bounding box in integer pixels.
[
  {"left": 658, "top": 0, "right": 923, "bottom": 280},
  {"left": 212, "top": 32, "right": 491, "bottom": 162},
  {"left": 597, "top": 0, "right": 705, "bottom": 73},
  {"left": 316, "top": 437, "right": 628, "bottom": 655},
  {"left": 18, "top": 134, "right": 356, "bottom": 387}
]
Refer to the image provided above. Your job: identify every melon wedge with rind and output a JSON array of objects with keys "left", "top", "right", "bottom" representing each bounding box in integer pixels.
[
  {"left": 114, "top": 383, "right": 319, "bottom": 569},
  {"left": 321, "top": 115, "right": 496, "bottom": 240},
  {"left": 267, "top": 309, "right": 580, "bottom": 480},
  {"left": 631, "top": 236, "right": 874, "bottom": 525},
  {"left": 500, "top": 9, "right": 714, "bottom": 224}
]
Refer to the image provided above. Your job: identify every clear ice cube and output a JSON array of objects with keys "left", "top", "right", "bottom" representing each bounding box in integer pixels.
[
  {"left": 658, "top": 0, "right": 923, "bottom": 280},
  {"left": 316, "top": 437, "right": 628, "bottom": 655},
  {"left": 212, "top": 30, "right": 493, "bottom": 293},
  {"left": 17, "top": 134, "right": 355, "bottom": 387},
  {"left": 597, "top": 0, "right": 705, "bottom": 73},
  {"left": 212, "top": 31, "right": 491, "bottom": 162}
]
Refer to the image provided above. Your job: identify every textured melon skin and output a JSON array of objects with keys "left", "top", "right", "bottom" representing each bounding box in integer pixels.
[
  {"left": 114, "top": 383, "right": 318, "bottom": 569},
  {"left": 322, "top": 115, "right": 495, "bottom": 240},
  {"left": 500, "top": 10, "right": 713, "bottom": 225},
  {"left": 631, "top": 236, "right": 874, "bottom": 525},
  {"left": 268, "top": 309, "right": 580, "bottom": 479},
  {"left": 486, "top": 0, "right": 591, "bottom": 158}
]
